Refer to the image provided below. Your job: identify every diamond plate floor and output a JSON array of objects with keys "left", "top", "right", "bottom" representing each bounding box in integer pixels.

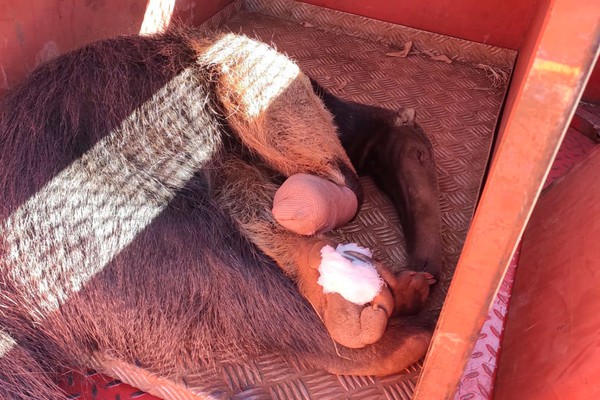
[
  {"left": 58, "top": 3, "right": 513, "bottom": 399},
  {"left": 59, "top": 130, "right": 598, "bottom": 400},
  {"left": 220, "top": 9, "right": 506, "bottom": 317}
]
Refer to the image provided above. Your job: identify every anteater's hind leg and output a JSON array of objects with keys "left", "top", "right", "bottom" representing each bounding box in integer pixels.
[
  {"left": 212, "top": 155, "right": 432, "bottom": 374},
  {"left": 211, "top": 156, "right": 382, "bottom": 348}
]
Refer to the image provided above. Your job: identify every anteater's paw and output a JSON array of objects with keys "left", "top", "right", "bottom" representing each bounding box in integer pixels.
[
  {"left": 300, "top": 240, "right": 433, "bottom": 348},
  {"left": 317, "top": 268, "right": 433, "bottom": 349},
  {"left": 388, "top": 270, "right": 435, "bottom": 316},
  {"left": 299, "top": 240, "right": 393, "bottom": 349},
  {"left": 319, "top": 285, "right": 394, "bottom": 349},
  {"left": 362, "top": 257, "right": 435, "bottom": 317}
]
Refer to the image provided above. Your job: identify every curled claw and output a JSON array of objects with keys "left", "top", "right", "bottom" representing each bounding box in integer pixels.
[
  {"left": 341, "top": 250, "right": 434, "bottom": 316},
  {"left": 422, "top": 272, "right": 437, "bottom": 285},
  {"left": 343, "top": 251, "right": 437, "bottom": 285}
]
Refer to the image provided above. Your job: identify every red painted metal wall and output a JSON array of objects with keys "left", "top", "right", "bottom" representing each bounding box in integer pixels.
[
  {"left": 300, "top": 0, "right": 538, "bottom": 50},
  {"left": 301, "top": 0, "right": 600, "bottom": 103},
  {"left": 495, "top": 144, "right": 600, "bottom": 399},
  {"left": 0, "top": 0, "right": 233, "bottom": 93},
  {"left": 3, "top": 0, "right": 599, "bottom": 103},
  {"left": 583, "top": 65, "right": 600, "bottom": 103}
]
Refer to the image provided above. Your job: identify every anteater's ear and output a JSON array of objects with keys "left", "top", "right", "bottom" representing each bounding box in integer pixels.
[{"left": 395, "top": 108, "right": 417, "bottom": 126}]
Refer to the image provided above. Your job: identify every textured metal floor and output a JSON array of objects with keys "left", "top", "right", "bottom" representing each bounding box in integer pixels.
[
  {"left": 219, "top": 7, "right": 509, "bottom": 314},
  {"left": 59, "top": 132, "right": 598, "bottom": 400},
  {"left": 59, "top": 1, "right": 514, "bottom": 399},
  {"left": 206, "top": 10, "right": 505, "bottom": 399}
]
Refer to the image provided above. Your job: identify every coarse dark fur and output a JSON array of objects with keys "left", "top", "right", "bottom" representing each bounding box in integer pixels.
[{"left": 0, "top": 27, "right": 441, "bottom": 399}]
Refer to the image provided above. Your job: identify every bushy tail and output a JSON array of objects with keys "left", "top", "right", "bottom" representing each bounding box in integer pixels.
[{"left": 0, "top": 337, "right": 66, "bottom": 400}]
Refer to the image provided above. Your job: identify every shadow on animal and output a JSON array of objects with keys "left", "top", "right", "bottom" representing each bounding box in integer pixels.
[{"left": 0, "top": 27, "right": 442, "bottom": 399}]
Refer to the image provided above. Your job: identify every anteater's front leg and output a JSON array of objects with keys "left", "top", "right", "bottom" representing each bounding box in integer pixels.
[
  {"left": 203, "top": 34, "right": 435, "bottom": 347},
  {"left": 212, "top": 156, "right": 399, "bottom": 349}
]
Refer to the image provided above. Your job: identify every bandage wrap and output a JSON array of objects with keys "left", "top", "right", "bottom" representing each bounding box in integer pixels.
[{"left": 317, "top": 243, "right": 384, "bottom": 305}]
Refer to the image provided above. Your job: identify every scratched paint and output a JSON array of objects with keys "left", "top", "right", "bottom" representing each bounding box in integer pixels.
[
  {"left": 0, "top": 65, "right": 7, "bottom": 89},
  {"left": 35, "top": 41, "right": 60, "bottom": 66},
  {"left": 533, "top": 58, "right": 582, "bottom": 77},
  {"left": 14, "top": 22, "right": 25, "bottom": 46}
]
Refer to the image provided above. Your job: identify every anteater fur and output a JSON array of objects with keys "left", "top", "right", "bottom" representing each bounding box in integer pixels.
[{"left": 0, "top": 27, "right": 441, "bottom": 399}]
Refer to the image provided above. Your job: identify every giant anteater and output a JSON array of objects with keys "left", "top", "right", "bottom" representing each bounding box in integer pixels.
[{"left": 0, "top": 28, "right": 441, "bottom": 399}]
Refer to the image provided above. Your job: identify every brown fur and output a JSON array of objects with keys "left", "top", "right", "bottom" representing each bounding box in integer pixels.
[
  {"left": 198, "top": 33, "right": 353, "bottom": 186},
  {"left": 0, "top": 27, "right": 435, "bottom": 399}
]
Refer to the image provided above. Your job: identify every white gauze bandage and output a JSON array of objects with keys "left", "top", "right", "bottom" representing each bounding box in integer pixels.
[{"left": 317, "top": 243, "right": 384, "bottom": 305}]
